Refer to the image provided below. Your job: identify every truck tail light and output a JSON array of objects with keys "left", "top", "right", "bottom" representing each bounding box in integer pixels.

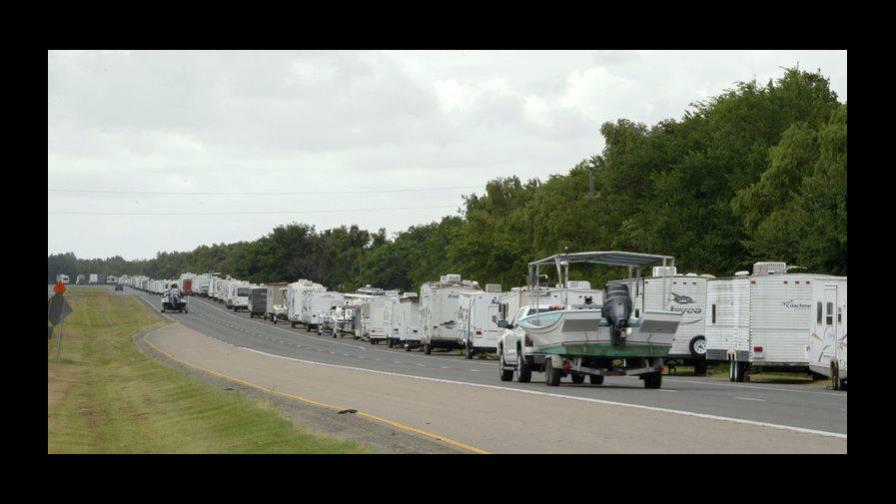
[
  {"left": 476, "top": 330, "right": 482, "bottom": 335},
  {"left": 754, "top": 346, "right": 763, "bottom": 352}
]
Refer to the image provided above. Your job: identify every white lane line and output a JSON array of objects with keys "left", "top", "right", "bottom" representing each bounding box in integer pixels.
[
  {"left": 237, "top": 347, "right": 846, "bottom": 440},
  {"left": 663, "top": 377, "right": 845, "bottom": 397},
  {"left": 734, "top": 397, "right": 766, "bottom": 402},
  {"left": 415, "top": 363, "right": 426, "bottom": 367},
  {"left": 658, "top": 389, "right": 677, "bottom": 392},
  {"left": 470, "top": 369, "right": 480, "bottom": 372}
]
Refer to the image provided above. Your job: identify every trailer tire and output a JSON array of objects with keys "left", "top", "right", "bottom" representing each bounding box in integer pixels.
[
  {"left": 734, "top": 361, "right": 747, "bottom": 382},
  {"left": 465, "top": 343, "right": 474, "bottom": 360},
  {"left": 515, "top": 348, "right": 531, "bottom": 383},
  {"left": 544, "top": 358, "right": 562, "bottom": 387},
  {"left": 405, "top": 344, "right": 411, "bottom": 352},
  {"left": 498, "top": 351, "right": 513, "bottom": 382},
  {"left": 424, "top": 342, "right": 432, "bottom": 355},
  {"left": 643, "top": 372, "right": 662, "bottom": 389},
  {"left": 589, "top": 375, "right": 604, "bottom": 385},
  {"left": 570, "top": 374, "right": 585, "bottom": 384},
  {"left": 688, "top": 336, "right": 707, "bottom": 358},
  {"left": 388, "top": 339, "right": 394, "bottom": 348}
]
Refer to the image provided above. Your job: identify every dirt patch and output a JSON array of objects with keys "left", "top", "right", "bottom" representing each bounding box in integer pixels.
[{"left": 134, "top": 330, "right": 462, "bottom": 454}]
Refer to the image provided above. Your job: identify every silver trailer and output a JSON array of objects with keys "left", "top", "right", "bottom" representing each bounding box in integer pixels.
[
  {"left": 420, "top": 274, "right": 483, "bottom": 354},
  {"left": 807, "top": 277, "right": 847, "bottom": 390}
]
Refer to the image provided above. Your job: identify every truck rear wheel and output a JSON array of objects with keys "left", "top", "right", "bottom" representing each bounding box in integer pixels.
[
  {"left": 544, "top": 358, "right": 562, "bottom": 387},
  {"left": 643, "top": 372, "right": 662, "bottom": 389},
  {"left": 515, "top": 349, "right": 531, "bottom": 383},
  {"left": 498, "top": 351, "right": 513, "bottom": 382}
]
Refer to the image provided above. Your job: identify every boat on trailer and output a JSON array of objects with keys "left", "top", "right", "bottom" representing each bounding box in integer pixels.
[{"left": 497, "top": 251, "right": 682, "bottom": 389}]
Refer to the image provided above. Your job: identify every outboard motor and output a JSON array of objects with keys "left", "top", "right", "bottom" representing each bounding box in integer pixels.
[{"left": 602, "top": 282, "right": 633, "bottom": 347}]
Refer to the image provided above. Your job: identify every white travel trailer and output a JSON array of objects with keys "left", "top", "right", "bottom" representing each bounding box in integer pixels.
[
  {"left": 617, "top": 268, "right": 714, "bottom": 375},
  {"left": 286, "top": 280, "right": 326, "bottom": 327},
  {"left": 420, "top": 274, "right": 483, "bottom": 354},
  {"left": 361, "top": 290, "right": 400, "bottom": 344},
  {"left": 56, "top": 274, "right": 70, "bottom": 284},
  {"left": 705, "top": 262, "right": 842, "bottom": 382},
  {"left": 212, "top": 276, "right": 232, "bottom": 303},
  {"left": 396, "top": 293, "right": 422, "bottom": 350},
  {"left": 193, "top": 274, "right": 211, "bottom": 297},
  {"left": 303, "top": 291, "right": 345, "bottom": 329},
  {"left": 807, "top": 278, "right": 847, "bottom": 390},
  {"left": 457, "top": 284, "right": 504, "bottom": 359},
  {"left": 226, "top": 281, "right": 252, "bottom": 311},
  {"left": 264, "top": 282, "right": 288, "bottom": 322},
  {"left": 89, "top": 274, "right": 99, "bottom": 284},
  {"left": 345, "top": 286, "right": 385, "bottom": 339}
]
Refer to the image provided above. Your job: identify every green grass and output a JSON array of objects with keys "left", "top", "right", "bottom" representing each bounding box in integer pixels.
[{"left": 48, "top": 286, "right": 368, "bottom": 453}]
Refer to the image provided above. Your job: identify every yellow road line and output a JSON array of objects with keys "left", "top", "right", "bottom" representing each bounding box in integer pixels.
[{"left": 141, "top": 330, "right": 490, "bottom": 455}]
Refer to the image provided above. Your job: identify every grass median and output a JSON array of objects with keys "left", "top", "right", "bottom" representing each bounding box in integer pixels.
[{"left": 47, "top": 286, "right": 368, "bottom": 453}]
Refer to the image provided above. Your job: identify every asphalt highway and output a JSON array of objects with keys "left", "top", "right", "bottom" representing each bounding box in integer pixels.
[{"left": 125, "top": 286, "right": 846, "bottom": 437}]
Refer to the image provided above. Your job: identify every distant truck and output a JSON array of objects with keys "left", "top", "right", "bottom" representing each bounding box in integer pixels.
[
  {"left": 161, "top": 283, "right": 188, "bottom": 313},
  {"left": 89, "top": 274, "right": 99, "bottom": 284}
]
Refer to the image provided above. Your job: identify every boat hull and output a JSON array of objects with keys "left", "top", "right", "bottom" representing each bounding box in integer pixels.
[{"left": 517, "top": 309, "right": 680, "bottom": 358}]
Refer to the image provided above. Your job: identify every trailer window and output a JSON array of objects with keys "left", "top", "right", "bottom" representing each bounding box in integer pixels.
[
  {"left": 711, "top": 304, "right": 716, "bottom": 324},
  {"left": 826, "top": 302, "right": 834, "bottom": 326},
  {"left": 817, "top": 302, "right": 823, "bottom": 324}
]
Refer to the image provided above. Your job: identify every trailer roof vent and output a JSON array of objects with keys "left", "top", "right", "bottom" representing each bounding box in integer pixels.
[
  {"left": 484, "top": 283, "right": 503, "bottom": 293},
  {"left": 753, "top": 262, "right": 787, "bottom": 276},
  {"left": 734, "top": 271, "right": 750, "bottom": 277},
  {"left": 652, "top": 266, "right": 677, "bottom": 277},
  {"left": 440, "top": 274, "right": 462, "bottom": 284},
  {"left": 685, "top": 273, "right": 698, "bottom": 277},
  {"left": 700, "top": 274, "right": 716, "bottom": 279}
]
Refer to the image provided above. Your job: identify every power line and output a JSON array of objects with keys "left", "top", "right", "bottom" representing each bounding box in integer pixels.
[
  {"left": 47, "top": 185, "right": 483, "bottom": 196},
  {"left": 46, "top": 204, "right": 461, "bottom": 216}
]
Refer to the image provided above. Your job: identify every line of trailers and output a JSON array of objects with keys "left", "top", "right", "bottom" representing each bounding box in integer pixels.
[{"left": 113, "top": 251, "right": 847, "bottom": 391}]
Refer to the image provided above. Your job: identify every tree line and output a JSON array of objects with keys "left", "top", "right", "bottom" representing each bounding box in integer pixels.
[{"left": 48, "top": 67, "right": 847, "bottom": 292}]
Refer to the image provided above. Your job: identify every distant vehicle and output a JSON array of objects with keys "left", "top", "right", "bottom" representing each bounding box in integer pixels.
[
  {"left": 76, "top": 274, "right": 85, "bottom": 285},
  {"left": 807, "top": 278, "right": 847, "bottom": 390},
  {"left": 114, "top": 284, "right": 124, "bottom": 291},
  {"left": 161, "top": 283, "right": 188, "bottom": 313},
  {"left": 56, "top": 274, "right": 70, "bottom": 284},
  {"left": 264, "top": 283, "right": 288, "bottom": 323},
  {"left": 362, "top": 291, "right": 399, "bottom": 344},
  {"left": 303, "top": 291, "right": 345, "bottom": 330},
  {"left": 286, "top": 280, "right": 326, "bottom": 327},
  {"left": 89, "top": 274, "right": 99, "bottom": 284}
]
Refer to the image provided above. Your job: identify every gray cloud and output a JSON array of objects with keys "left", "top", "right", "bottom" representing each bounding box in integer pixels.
[{"left": 48, "top": 50, "right": 847, "bottom": 259}]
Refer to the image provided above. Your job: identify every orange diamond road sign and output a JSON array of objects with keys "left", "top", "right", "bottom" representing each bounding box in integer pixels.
[{"left": 53, "top": 281, "right": 66, "bottom": 295}]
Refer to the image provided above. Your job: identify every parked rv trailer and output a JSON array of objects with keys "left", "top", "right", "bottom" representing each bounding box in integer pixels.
[
  {"left": 396, "top": 293, "right": 422, "bottom": 350},
  {"left": 705, "top": 262, "right": 843, "bottom": 382},
  {"left": 807, "top": 278, "right": 848, "bottom": 390},
  {"left": 361, "top": 290, "right": 400, "bottom": 344},
  {"left": 457, "top": 284, "right": 503, "bottom": 359},
  {"left": 56, "top": 274, "right": 70, "bottom": 284},
  {"left": 420, "top": 274, "right": 483, "bottom": 354},
  {"left": 107, "top": 275, "right": 118, "bottom": 285},
  {"left": 89, "top": 274, "right": 99, "bottom": 284},
  {"left": 286, "top": 280, "right": 325, "bottom": 327},
  {"left": 303, "top": 291, "right": 345, "bottom": 329},
  {"left": 617, "top": 269, "right": 713, "bottom": 375},
  {"left": 346, "top": 286, "right": 384, "bottom": 339},
  {"left": 264, "top": 282, "right": 289, "bottom": 322},
  {"left": 229, "top": 281, "right": 254, "bottom": 311},
  {"left": 193, "top": 274, "right": 211, "bottom": 297},
  {"left": 247, "top": 287, "right": 268, "bottom": 318}
]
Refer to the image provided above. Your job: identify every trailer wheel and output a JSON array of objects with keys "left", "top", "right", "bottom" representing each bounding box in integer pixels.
[
  {"left": 544, "top": 358, "right": 562, "bottom": 386},
  {"left": 424, "top": 342, "right": 432, "bottom": 355},
  {"left": 688, "top": 336, "right": 707, "bottom": 358},
  {"left": 570, "top": 374, "right": 585, "bottom": 384},
  {"left": 405, "top": 343, "right": 411, "bottom": 352},
  {"left": 515, "top": 348, "right": 531, "bottom": 383},
  {"left": 465, "top": 343, "right": 474, "bottom": 359},
  {"left": 589, "top": 375, "right": 604, "bottom": 385},
  {"left": 388, "top": 339, "right": 394, "bottom": 348},
  {"left": 498, "top": 351, "right": 513, "bottom": 382},
  {"left": 643, "top": 372, "right": 662, "bottom": 389}
]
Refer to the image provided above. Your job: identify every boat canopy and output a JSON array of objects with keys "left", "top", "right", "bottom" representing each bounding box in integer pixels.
[{"left": 528, "top": 251, "right": 674, "bottom": 268}]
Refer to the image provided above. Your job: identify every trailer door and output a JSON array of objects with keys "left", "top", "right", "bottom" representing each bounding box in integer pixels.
[{"left": 824, "top": 284, "right": 838, "bottom": 365}]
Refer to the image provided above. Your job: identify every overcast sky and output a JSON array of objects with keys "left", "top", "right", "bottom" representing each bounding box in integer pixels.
[{"left": 48, "top": 50, "right": 847, "bottom": 260}]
